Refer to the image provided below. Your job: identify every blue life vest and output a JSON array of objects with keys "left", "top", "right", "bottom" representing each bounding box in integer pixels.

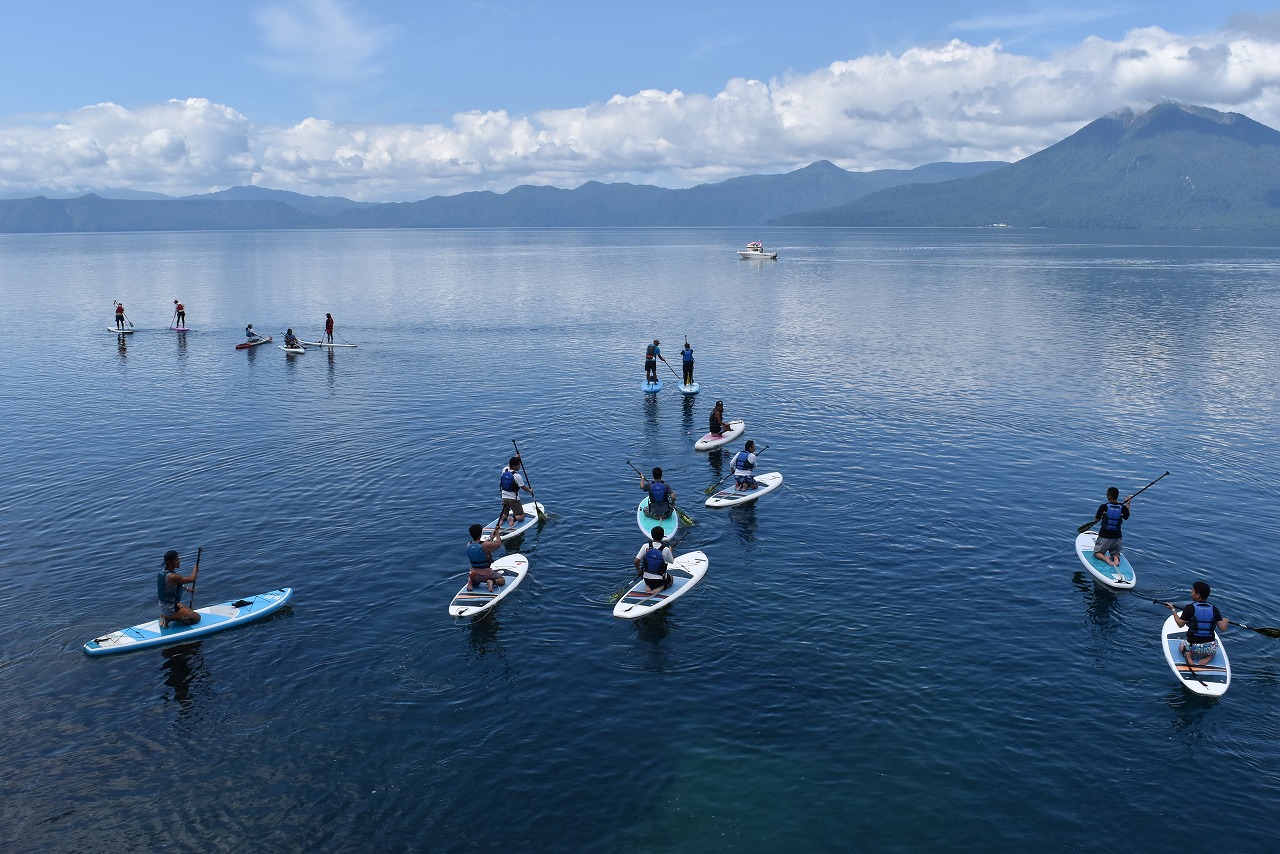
[
  {"left": 500, "top": 469, "right": 518, "bottom": 493},
  {"left": 1101, "top": 502, "right": 1124, "bottom": 535},
  {"left": 1189, "top": 601, "right": 1217, "bottom": 641},
  {"left": 643, "top": 544, "right": 667, "bottom": 576},
  {"left": 157, "top": 569, "right": 182, "bottom": 605},
  {"left": 649, "top": 480, "right": 669, "bottom": 504},
  {"left": 468, "top": 541, "right": 492, "bottom": 569},
  {"left": 682, "top": 347, "right": 693, "bottom": 364},
  {"left": 734, "top": 451, "right": 755, "bottom": 472},
  {"left": 645, "top": 344, "right": 656, "bottom": 359}
]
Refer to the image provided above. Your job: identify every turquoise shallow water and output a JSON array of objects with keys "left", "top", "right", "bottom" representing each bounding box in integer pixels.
[{"left": 2, "top": 227, "right": 1280, "bottom": 851}]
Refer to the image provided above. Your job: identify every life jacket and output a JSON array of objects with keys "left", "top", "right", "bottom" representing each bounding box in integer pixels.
[
  {"left": 1101, "top": 502, "right": 1124, "bottom": 535},
  {"left": 642, "top": 543, "right": 667, "bottom": 576},
  {"left": 1189, "top": 601, "right": 1217, "bottom": 641},
  {"left": 682, "top": 347, "right": 693, "bottom": 363},
  {"left": 734, "top": 451, "right": 755, "bottom": 472},
  {"left": 648, "top": 480, "right": 669, "bottom": 504},
  {"left": 500, "top": 469, "right": 519, "bottom": 493},
  {"left": 645, "top": 344, "right": 656, "bottom": 359},
  {"left": 325, "top": 318, "right": 334, "bottom": 332},
  {"left": 115, "top": 305, "right": 124, "bottom": 315},
  {"left": 176, "top": 303, "right": 184, "bottom": 312},
  {"left": 157, "top": 569, "right": 182, "bottom": 605},
  {"left": 467, "top": 541, "right": 492, "bottom": 569}
]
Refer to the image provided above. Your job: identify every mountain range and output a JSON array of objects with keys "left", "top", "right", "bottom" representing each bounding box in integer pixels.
[{"left": 0, "top": 103, "right": 1275, "bottom": 232}]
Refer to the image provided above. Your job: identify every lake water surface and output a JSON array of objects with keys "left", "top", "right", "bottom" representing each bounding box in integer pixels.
[{"left": 2, "top": 227, "right": 1280, "bottom": 851}]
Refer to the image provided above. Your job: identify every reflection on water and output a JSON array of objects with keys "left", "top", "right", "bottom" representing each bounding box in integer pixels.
[{"left": 160, "top": 644, "right": 210, "bottom": 722}]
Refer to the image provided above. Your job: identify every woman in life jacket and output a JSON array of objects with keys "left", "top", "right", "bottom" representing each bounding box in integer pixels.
[
  {"left": 1166, "top": 580, "right": 1229, "bottom": 666},
  {"left": 640, "top": 466, "right": 675, "bottom": 519},
  {"left": 634, "top": 525, "right": 675, "bottom": 593},
  {"left": 466, "top": 523, "right": 506, "bottom": 592},
  {"left": 733, "top": 440, "right": 758, "bottom": 489}
]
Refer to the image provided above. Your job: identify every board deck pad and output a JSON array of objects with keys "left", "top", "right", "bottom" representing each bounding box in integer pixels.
[
  {"left": 613, "top": 551, "right": 708, "bottom": 619},
  {"left": 481, "top": 502, "right": 544, "bottom": 542},
  {"left": 448, "top": 554, "right": 528, "bottom": 617},
  {"left": 1161, "top": 613, "right": 1230, "bottom": 696},
  {"left": 84, "top": 588, "right": 293, "bottom": 656},
  {"left": 704, "top": 471, "right": 783, "bottom": 508},
  {"left": 1074, "top": 531, "right": 1136, "bottom": 588}
]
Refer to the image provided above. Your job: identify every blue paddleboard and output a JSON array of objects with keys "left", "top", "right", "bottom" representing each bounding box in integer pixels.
[
  {"left": 643, "top": 379, "right": 663, "bottom": 393},
  {"left": 84, "top": 588, "right": 293, "bottom": 656},
  {"left": 636, "top": 496, "right": 679, "bottom": 539}
]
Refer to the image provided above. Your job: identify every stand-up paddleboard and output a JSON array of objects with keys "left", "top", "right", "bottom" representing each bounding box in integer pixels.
[
  {"left": 613, "top": 551, "right": 708, "bottom": 619},
  {"left": 1074, "top": 531, "right": 1135, "bottom": 589},
  {"left": 108, "top": 327, "right": 135, "bottom": 334},
  {"left": 643, "top": 379, "right": 663, "bottom": 393},
  {"left": 679, "top": 382, "right": 700, "bottom": 395},
  {"left": 481, "top": 502, "right": 545, "bottom": 542},
  {"left": 705, "top": 471, "right": 783, "bottom": 508},
  {"left": 694, "top": 420, "right": 745, "bottom": 451},
  {"left": 235, "top": 336, "right": 273, "bottom": 350},
  {"left": 301, "top": 341, "right": 358, "bottom": 348},
  {"left": 84, "top": 588, "right": 293, "bottom": 656},
  {"left": 636, "top": 497, "right": 679, "bottom": 539},
  {"left": 280, "top": 345, "right": 305, "bottom": 354},
  {"left": 448, "top": 554, "right": 528, "bottom": 617},
  {"left": 1161, "top": 613, "right": 1230, "bottom": 696},
  {"left": 170, "top": 326, "right": 191, "bottom": 332}
]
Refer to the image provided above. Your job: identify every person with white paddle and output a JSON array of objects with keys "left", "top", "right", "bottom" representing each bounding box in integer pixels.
[
  {"left": 733, "top": 440, "right": 760, "bottom": 490},
  {"left": 1165, "top": 581, "right": 1229, "bottom": 667},
  {"left": 499, "top": 455, "right": 535, "bottom": 529},
  {"left": 157, "top": 549, "right": 200, "bottom": 629},
  {"left": 466, "top": 524, "right": 506, "bottom": 592},
  {"left": 639, "top": 466, "right": 677, "bottom": 522},
  {"left": 1091, "top": 486, "right": 1132, "bottom": 568},
  {"left": 634, "top": 526, "right": 676, "bottom": 595}
]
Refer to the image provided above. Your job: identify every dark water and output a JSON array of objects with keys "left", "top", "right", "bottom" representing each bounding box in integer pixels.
[{"left": 3, "top": 228, "right": 1280, "bottom": 851}]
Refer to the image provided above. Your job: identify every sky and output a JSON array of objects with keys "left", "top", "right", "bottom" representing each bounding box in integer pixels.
[{"left": 2, "top": 0, "right": 1280, "bottom": 201}]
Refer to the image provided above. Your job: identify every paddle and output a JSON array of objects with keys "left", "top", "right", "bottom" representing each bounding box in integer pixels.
[
  {"left": 627, "top": 460, "right": 694, "bottom": 527},
  {"left": 662, "top": 358, "right": 681, "bottom": 382},
  {"left": 123, "top": 313, "right": 134, "bottom": 328},
  {"left": 1077, "top": 471, "right": 1170, "bottom": 534},
  {"left": 511, "top": 439, "right": 547, "bottom": 522},
  {"left": 188, "top": 547, "right": 203, "bottom": 610},
  {"left": 1229, "top": 620, "right": 1280, "bottom": 639},
  {"left": 704, "top": 443, "right": 769, "bottom": 494}
]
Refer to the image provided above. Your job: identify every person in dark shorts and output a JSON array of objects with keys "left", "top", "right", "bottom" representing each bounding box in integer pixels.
[
  {"left": 709, "top": 401, "right": 728, "bottom": 436},
  {"left": 681, "top": 341, "right": 694, "bottom": 385},
  {"left": 1092, "top": 486, "right": 1131, "bottom": 567},
  {"left": 157, "top": 549, "right": 200, "bottom": 628},
  {"left": 644, "top": 339, "right": 665, "bottom": 383},
  {"left": 1165, "top": 581, "right": 1229, "bottom": 666},
  {"left": 634, "top": 526, "right": 676, "bottom": 594},
  {"left": 640, "top": 467, "right": 676, "bottom": 519},
  {"left": 173, "top": 299, "right": 186, "bottom": 327},
  {"left": 467, "top": 523, "right": 506, "bottom": 592}
]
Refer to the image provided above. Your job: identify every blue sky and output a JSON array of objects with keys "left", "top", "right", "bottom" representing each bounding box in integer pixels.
[{"left": 2, "top": 0, "right": 1279, "bottom": 200}]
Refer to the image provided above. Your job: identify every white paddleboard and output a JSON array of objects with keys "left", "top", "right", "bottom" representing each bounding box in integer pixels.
[
  {"left": 694, "top": 420, "right": 745, "bottom": 451},
  {"left": 1161, "top": 613, "right": 1230, "bottom": 696},
  {"left": 636, "top": 497, "right": 679, "bottom": 539},
  {"left": 84, "top": 588, "right": 293, "bottom": 656},
  {"left": 1073, "top": 531, "right": 1136, "bottom": 589},
  {"left": 279, "top": 345, "right": 305, "bottom": 354},
  {"left": 108, "top": 327, "right": 135, "bottom": 334},
  {"left": 481, "top": 502, "right": 545, "bottom": 542},
  {"left": 679, "top": 382, "right": 700, "bottom": 395},
  {"left": 301, "top": 341, "right": 358, "bottom": 348},
  {"left": 643, "top": 379, "right": 663, "bottom": 393},
  {"left": 705, "top": 471, "right": 783, "bottom": 508},
  {"left": 448, "top": 554, "right": 529, "bottom": 617},
  {"left": 613, "top": 551, "right": 708, "bottom": 619}
]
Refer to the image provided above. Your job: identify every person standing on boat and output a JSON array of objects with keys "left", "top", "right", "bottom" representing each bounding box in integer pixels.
[
  {"left": 499, "top": 456, "right": 534, "bottom": 529},
  {"left": 1091, "top": 487, "right": 1131, "bottom": 568},
  {"left": 324, "top": 312, "right": 334, "bottom": 344},
  {"left": 114, "top": 301, "right": 126, "bottom": 329},
  {"left": 173, "top": 299, "right": 186, "bottom": 328},
  {"left": 733, "top": 441, "right": 759, "bottom": 490},
  {"left": 1165, "top": 581, "right": 1229, "bottom": 666},
  {"left": 681, "top": 341, "right": 694, "bottom": 385},
  {"left": 158, "top": 550, "right": 200, "bottom": 629},
  {"left": 466, "top": 524, "right": 506, "bottom": 592},
  {"left": 709, "top": 400, "right": 728, "bottom": 436},
  {"left": 645, "top": 339, "right": 665, "bottom": 384},
  {"left": 634, "top": 525, "right": 675, "bottom": 594},
  {"left": 639, "top": 467, "right": 676, "bottom": 520}
]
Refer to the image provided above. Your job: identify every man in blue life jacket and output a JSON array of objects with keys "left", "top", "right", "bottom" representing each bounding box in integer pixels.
[
  {"left": 733, "top": 440, "right": 759, "bottom": 490},
  {"left": 467, "top": 523, "right": 506, "bottom": 592},
  {"left": 633, "top": 525, "right": 676, "bottom": 594},
  {"left": 499, "top": 455, "right": 535, "bottom": 528},
  {"left": 639, "top": 466, "right": 676, "bottom": 520},
  {"left": 1165, "top": 581, "right": 1229, "bottom": 666},
  {"left": 644, "top": 339, "right": 665, "bottom": 384},
  {"left": 158, "top": 549, "right": 200, "bottom": 629},
  {"left": 680, "top": 340, "right": 694, "bottom": 385},
  {"left": 1092, "top": 486, "right": 1132, "bottom": 567}
]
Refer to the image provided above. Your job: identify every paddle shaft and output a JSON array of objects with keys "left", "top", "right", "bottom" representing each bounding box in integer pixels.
[
  {"left": 1078, "top": 471, "right": 1170, "bottom": 533},
  {"left": 189, "top": 547, "right": 203, "bottom": 609},
  {"left": 511, "top": 439, "right": 546, "bottom": 521}
]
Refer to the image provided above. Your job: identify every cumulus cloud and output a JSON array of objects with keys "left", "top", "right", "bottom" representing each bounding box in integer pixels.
[{"left": 2, "top": 25, "right": 1280, "bottom": 201}]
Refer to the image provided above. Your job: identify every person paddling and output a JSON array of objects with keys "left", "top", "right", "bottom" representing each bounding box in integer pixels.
[
  {"left": 644, "top": 339, "right": 665, "bottom": 384},
  {"left": 158, "top": 550, "right": 200, "bottom": 629},
  {"left": 324, "top": 312, "right": 335, "bottom": 344},
  {"left": 245, "top": 323, "right": 260, "bottom": 341},
  {"left": 173, "top": 299, "right": 186, "bottom": 328},
  {"left": 1091, "top": 486, "right": 1131, "bottom": 568},
  {"left": 639, "top": 466, "right": 676, "bottom": 520},
  {"left": 499, "top": 455, "right": 535, "bottom": 529},
  {"left": 114, "top": 301, "right": 126, "bottom": 329},
  {"left": 283, "top": 328, "right": 300, "bottom": 348},
  {"left": 466, "top": 523, "right": 506, "bottom": 592},
  {"left": 733, "top": 440, "right": 759, "bottom": 490},
  {"left": 634, "top": 525, "right": 676, "bottom": 594},
  {"left": 681, "top": 340, "right": 694, "bottom": 385},
  {"left": 1166, "top": 581, "right": 1229, "bottom": 666}
]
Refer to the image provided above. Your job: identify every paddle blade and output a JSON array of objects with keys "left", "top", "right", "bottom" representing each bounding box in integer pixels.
[
  {"left": 1235, "top": 622, "right": 1280, "bottom": 638},
  {"left": 1077, "top": 519, "right": 1097, "bottom": 534}
]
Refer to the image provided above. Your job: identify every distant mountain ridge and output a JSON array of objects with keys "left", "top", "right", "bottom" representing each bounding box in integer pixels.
[
  {"left": 0, "top": 160, "right": 1003, "bottom": 233},
  {"left": 781, "top": 103, "right": 1280, "bottom": 229}
]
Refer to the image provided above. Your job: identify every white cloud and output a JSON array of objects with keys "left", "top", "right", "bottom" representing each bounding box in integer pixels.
[
  {"left": 2, "top": 25, "right": 1280, "bottom": 201},
  {"left": 253, "top": 0, "right": 392, "bottom": 84}
]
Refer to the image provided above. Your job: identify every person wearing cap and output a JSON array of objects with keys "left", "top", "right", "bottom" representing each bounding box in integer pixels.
[
  {"left": 173, "top": 299, "right": 186, "bottom": 327},
  {"left": 709, "top": 400, "right": 729, "bottom": 436},
  {"left": 644, "top": 339, "right": 665, "bottom": 384},
  {"left": 680, "top": 340, "right": 694, "bottom": 385},
  {"left": 283, "top": 328, "right": 300, "bottom": 348},
  {"left": 634, "top": 526, "right": 676, "bottom": 594},
  {"left": 466, "top": 523, "right": 506, "bottom": 592},
  {"left": 157, "top": 550, "right": 200, "bottom": 629}
]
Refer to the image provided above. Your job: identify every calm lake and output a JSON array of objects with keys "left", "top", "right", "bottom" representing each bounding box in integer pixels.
[{"left": 2, "top": 227, "right": 1280, "bottom": 851}]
